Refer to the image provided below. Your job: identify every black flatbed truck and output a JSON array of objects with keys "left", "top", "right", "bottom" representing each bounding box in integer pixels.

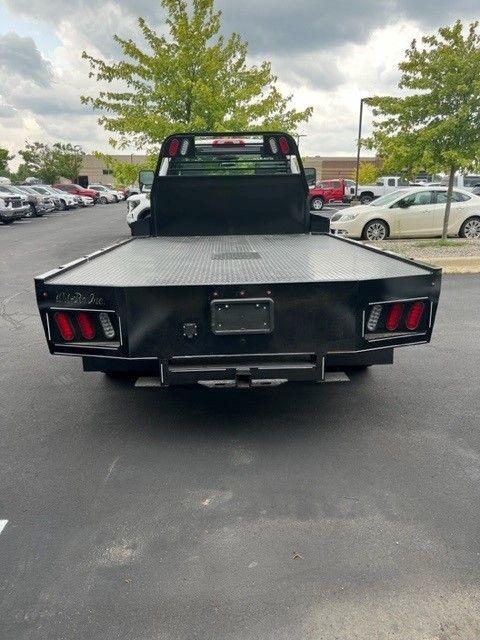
[{"left": 35, "top": 132, "right": 441, "bottom": 387}]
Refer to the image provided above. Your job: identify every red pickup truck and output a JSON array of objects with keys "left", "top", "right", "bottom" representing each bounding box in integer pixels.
[
  {"left": 309, "top": 178, "right": 356, "bottom": 211},
  {"left": 53, "top": 183, "right": 99, "bottom": 202}
]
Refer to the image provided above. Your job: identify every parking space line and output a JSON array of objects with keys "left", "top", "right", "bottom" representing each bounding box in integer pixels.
[{"left": 0, "top": 520, "right": 8, "bottom": 535}]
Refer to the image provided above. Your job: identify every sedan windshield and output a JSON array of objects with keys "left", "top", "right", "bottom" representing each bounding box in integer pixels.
[{"left": 370, "top": 190, "right": 409, "bottom": 207}]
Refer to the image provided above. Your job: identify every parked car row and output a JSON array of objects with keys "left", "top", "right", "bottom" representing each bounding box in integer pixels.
[{"left": 0, "top": 180, "right": 125, "bottom": 224}]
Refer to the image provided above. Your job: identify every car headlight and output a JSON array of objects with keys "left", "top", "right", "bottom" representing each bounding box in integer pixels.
[{"left": 332, "top": 212, "right": 358, "bottom": 223}]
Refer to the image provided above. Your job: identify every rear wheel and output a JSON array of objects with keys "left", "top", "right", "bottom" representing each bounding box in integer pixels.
[
  {"left": 310, "top": 196, "right": 324, "bottom": 211},
  {"left": 362, "top": 219, "right": 389, "bottom": 241},
  {"left": 99, "top": 196, "right": 107, "bottom": 204},
  {"left": 360, "top": 193, "right": 374, "bottom": 204},
  {"left": 459, "top": 216, "right": 480, "bottom": 239},
  {"left": 24, "top": 204, "right": 36, "bottom": 218}
]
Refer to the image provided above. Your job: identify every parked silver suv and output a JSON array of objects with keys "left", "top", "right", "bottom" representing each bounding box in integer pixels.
[{"left": 0, "top": 187, "right": 30, "bottom": 224}]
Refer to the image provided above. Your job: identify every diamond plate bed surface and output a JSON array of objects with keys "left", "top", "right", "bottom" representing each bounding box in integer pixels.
[{"left": 47, "top": 234, "right": 431, "bottom": 287}]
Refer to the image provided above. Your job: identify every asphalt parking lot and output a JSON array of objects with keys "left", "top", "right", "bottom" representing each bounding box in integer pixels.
[{"left": 1, "top": 203, "right": 480, "bottom": 640}]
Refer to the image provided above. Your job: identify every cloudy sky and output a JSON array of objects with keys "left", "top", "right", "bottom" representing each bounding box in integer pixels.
[{"left": 0, "top": 0, "right": 478, "bottom": 164}]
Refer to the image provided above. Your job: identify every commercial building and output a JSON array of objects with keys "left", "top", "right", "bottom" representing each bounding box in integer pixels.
[
  {"left": 303, "top": 156, "right": 382, "bottom": 180},
  {"left": 78, "top": 153, "right": 381, "bottom": 185},
  {"left": 78, "top": 154, "right": 148, "bottom": 187}
]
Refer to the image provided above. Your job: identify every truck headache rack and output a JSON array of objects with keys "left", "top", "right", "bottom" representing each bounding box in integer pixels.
[{"left": 150, "top": 132, "right": 310, "bottom": 236}]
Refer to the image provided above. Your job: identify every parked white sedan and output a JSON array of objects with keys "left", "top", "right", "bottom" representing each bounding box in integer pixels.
[{"left": 330, "top": 187, "right": 480, "bottom": 240}]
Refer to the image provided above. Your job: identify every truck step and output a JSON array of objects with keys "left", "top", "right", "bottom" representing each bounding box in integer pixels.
[{"left": 133, "top": 372, "right": 350, "bottom": 388}]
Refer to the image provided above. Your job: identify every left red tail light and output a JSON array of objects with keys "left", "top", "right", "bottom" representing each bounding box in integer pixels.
[
  {"left": 54, "top": 311, "right": 75, "bottom": 341},
  {"left": 76, "top": 312, "right": 96, "bottom": 340}
]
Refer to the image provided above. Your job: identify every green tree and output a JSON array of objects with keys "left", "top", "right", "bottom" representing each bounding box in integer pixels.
[
  {"left": 357, "top": 161, "right": 380, "bottom": 184},
  {"left": 53, "top": 143, "right": 85, "bottom": 181},
  {"left": 0, "top": 148, "right": 14, "bottom": 176},
  {"left": 18, "top": 141, "right": 85, "bottom": 183},
  {"left": 81, "top": 0, "right": 312, "bottom": 150},
  {"left": 94, "top": 152, "right": 156, "bottom": 187},
  {"left": 19, "top": 142, "right": 59, "bottom": 183},
  {"left": 365, "top": 21, "right": 480, "bottom": 238}
]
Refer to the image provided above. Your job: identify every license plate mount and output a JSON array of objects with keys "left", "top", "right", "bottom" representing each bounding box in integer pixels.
[{"left": 211, "top": 298, "right": 274, "bottom": 335}]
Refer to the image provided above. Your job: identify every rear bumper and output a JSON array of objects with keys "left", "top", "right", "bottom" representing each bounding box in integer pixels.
[{"left": 82, "top": 348, "right": 395, "bottom": 386}]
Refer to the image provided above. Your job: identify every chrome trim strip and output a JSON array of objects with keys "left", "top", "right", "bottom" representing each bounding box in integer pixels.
[
  {"left": 170, "top": 351, "right": 314, "bottom": 360},
  {"left": 53, "top": 353, "right": 157, "bottom": 360},
  {"left": 368, "top": 296, "right": 429, "bottom": 306},
  {"left": 50, "top": 307, "right": 116, "bottom": 312},
  {"left": 118, "top": 316, "right": 124, "bottom": 346},
  {"left": 365, "top": 332, "right": 426, "bottom": 343},
  {"left": 329, "top": 341, "right": 427, "bottom": 354},
  {"left": 53, "top": 343, "right": 120, "bottom": 350},
  {"left": 46, "top": 314, "right": 51, "bottom": 340}
]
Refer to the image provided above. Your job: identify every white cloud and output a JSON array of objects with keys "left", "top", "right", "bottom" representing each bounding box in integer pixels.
[{"left": 0, "top": 2, "right": 477, "bottom": 163}]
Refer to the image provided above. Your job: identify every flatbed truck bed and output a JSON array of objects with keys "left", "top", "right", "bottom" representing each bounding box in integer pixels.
[
  {"left": 35, "top": 132, "right": 441, "bottom": 387},
  {"left": 45, "top": 233, "right": 432, "bottom": 287}
]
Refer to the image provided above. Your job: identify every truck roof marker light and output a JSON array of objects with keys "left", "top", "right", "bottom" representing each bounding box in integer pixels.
[
  {"left": 406, "top": 301, "right": 425, "bottom": 330},
  {"left": 99, "top": 312, "right": 115, "bottom": 339},
  {"left": 366, "top": 304, "right": 382, "bottom": 332},
  {"left": 76, "top": 312, "right": 96, "bottom": 340},
  {"left": 168, "top": 138, "right": 180, "bottom": 156},
  {"left": 268, "top": 137, "right": 278, "bottom": 154},
  {"left": 180, "top": 139, "right": 189, "bottom": 155},
  {"left": 54, "top": 311, "right": 75, "bottom": 341},
  {"left": 278, "top": 136, "right": 290, "bottom": 154},
  {"left": 386, "top": 302, "right": 404, "bottom": 331}
]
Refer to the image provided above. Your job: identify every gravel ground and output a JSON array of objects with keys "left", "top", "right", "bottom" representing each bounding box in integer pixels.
[{"left": 362, "top": 238, "right": 480, "bottom": 271}]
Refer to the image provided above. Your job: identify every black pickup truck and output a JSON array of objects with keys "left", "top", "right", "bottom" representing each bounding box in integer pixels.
[{"left": 35, "top": 132, "right": 441, "bottom": 387}]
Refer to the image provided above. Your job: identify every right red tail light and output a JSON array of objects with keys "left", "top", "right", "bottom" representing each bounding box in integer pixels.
[
  {"left": 365, "top": 299, "right": 428, "bottom": 339},
  {"left": 405, "top": 301, "right": 425, "bottom": 330}
]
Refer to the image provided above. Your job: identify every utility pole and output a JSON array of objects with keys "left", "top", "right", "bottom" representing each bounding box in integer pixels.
[{"left": 353, "top": 98, "right": 364, "bottom": 204}]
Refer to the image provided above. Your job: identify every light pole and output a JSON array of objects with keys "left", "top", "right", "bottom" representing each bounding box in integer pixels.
[
  {"left": 295, "top": 134, "right": 307, "bottom": 149},
  {"left": 353, "top": 98, "right": 365, "bottom": 203}
]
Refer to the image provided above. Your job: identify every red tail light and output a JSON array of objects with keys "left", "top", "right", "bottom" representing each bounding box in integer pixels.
[
  {"left": 76, "top": 312, "right": 96, "bottom": 340},
  {"left": 386, "top": 303, "right": 404, "bottom": 331},
  {"left": 54, "top": 311, "right": 75, "bottom": 341},
  {"left": 278, "top": 136, "right": 290, "bottom": 154},
  {"left": 212, "top": 138, "right": 245, "bottom": 146},
  {"left": 406, "top": 301, "right": 425, "bottom": 330},
  {"left": 168, "top": 138, "right": 180, "bottom": 156}
]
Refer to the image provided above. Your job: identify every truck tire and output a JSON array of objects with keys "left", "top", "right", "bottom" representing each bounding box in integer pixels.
[
  {"left": 360, "top": 192, "right": 374, "bottom": 204},
  {"left": 310, "top": 196, "right": 324, "bottom": 211},
  {"left": 459, "top": 216, "right": 480, "bottom": 238},
  {"left": 362, "top": 219, "right": 389, "bottom": 241},
  {"left": 24, "top": 204, "right": 36, "bottom": 218}
]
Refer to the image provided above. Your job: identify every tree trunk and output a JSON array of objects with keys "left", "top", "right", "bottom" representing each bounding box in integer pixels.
[{"left": 442, "top": 165, "right": 456, "bottom": 240}]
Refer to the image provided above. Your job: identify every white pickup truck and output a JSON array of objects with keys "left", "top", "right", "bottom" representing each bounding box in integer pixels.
[{"left": 347, "top": 176, "right": 411, "bottom": 204}]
